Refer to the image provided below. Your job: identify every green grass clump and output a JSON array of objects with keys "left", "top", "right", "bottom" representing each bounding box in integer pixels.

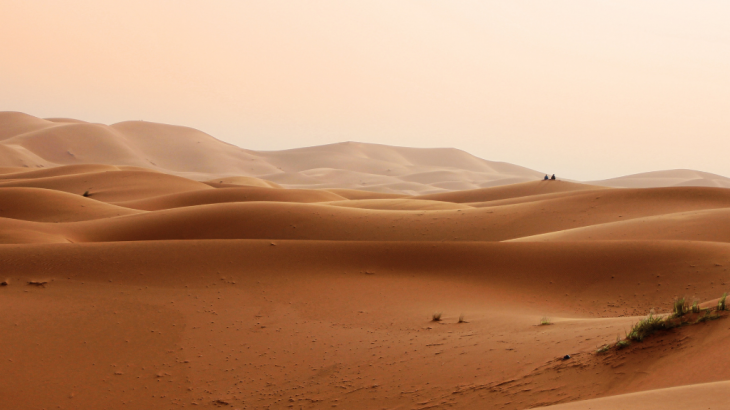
[
  {"left": 719, "top": 292, "right": 728, "bottom": 311},
  {"left": 691, "top": 301, "right": 700, "bottom": 314},
  {"left": 672, "top": 297, "right": 688, "bottom": 318},
  {"left": 539, "top": 316, "right": 552, "bottom": 326},
  {"left": 596, "top": 344, "right": 610, "bottom": 354},
  {"left": 627, "top": 313, "right": 667, "bottom": 342}
]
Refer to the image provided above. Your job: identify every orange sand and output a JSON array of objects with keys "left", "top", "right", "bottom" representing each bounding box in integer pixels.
[{"left": 1, "top": 113, "right": 729, "bottom": 409}]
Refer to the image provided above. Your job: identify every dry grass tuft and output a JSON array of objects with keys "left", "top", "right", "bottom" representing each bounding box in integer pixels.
[
  {"left": 432, "top": 312, "right": 442, "bottom": 322},
  {"left": 672, "top": 297, "right": 688, "bottom": 318},
  {"left": 539, "top": 316, "right": 552, "bottom": 326}
]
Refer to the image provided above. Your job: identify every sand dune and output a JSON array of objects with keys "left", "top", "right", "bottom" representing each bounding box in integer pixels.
[
  {"left": 513, "top": 207, "right": 730, "bottom": 243},
  {"left": 0, "top": 187, "right": 141, "bottom": 222},
  {"left": 0, "top": 163, "right": 128, "bottom": 180},
  {"left": 415, "top": 180, "right": 608, "bottom": 203},
  {"left": 327, "top": 198, "right": 472, "bottom": 210},
  {"left": 323, "top": 188, "right": 407, "bottom": 200},
  {"left": 591, "top": 169, "right": 730, "bottom": 189},
  {"left": 3, "top": 185, "right": 730, "bottom": 245},
  {"left": 0, "top": 112, "right": 545, "bottom": 194},
  {"left": 3, "top": 110, "right": 730, "bottom": 408},
  {"left": 116, "top": 186, "right": 346, "bottom": 211},
  {"left": 0, "top": 169, "right": 211, "bottom": 202},
  {"left": 3, "top": 112, "right": 729, "bottom": 193},
  {"left": 203, "top": 175, "right": 282, "bottom": 188}
]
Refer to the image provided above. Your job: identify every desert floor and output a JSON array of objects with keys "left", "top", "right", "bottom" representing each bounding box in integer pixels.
[{"left": 1, "top": 161, "right": 730, "bottom": 410}]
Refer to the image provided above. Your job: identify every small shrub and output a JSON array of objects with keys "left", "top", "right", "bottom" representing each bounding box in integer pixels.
[
  {"left": 539, "top": 316, "right": 552, "bottom": 326},
  {"left": 672, "top": 297, "right": 687, "bottom": 318},
  {"left": 719, "top": 292, "right": 728, "bottom": 311},
  {"left": 691, "top": 301, "right": 700, "bottom": 314},
  {"left": 82, "top": 190, "right": 91, "bottom": 197},
  {"left": 432, "top": 312, "right": 442, "bottom": 322},
  {"left": 458, "top": 314, "right": 466, "bottom": 323}
]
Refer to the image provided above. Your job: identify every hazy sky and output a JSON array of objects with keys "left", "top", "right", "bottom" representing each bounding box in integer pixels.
[{"left": 2, "top": 1, "right": 729, "bottom": 180}]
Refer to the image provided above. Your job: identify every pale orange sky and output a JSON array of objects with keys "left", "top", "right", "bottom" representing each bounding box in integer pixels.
[{"left": 1, "top": 1, "right": 729, "bottom": 180}]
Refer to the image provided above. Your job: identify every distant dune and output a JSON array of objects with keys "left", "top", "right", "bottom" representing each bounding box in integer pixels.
[
  {"left": 590, "top": 169, "right": 730, "bottom": 189},
  {"left": 0, "top": 112, "right": 543, "bottom": 194},
  {"left": 2, "top": 111, "right": 728, "bottom": 193}
]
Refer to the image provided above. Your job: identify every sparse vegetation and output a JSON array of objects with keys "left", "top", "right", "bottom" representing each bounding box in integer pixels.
[
  {"left": 672, "top": 297, "right": 687, "bottom": 318},
  {"left": 82, "top": 190, "right": 91, "bottom": 197},
  {"left": 431, "top": 312, "right": 442, "bottom": 322},
  {"left": 599, "top": 292, "right": 730, "bottom": 354},
  {"left": 458, "top": 314, "right": 466, "bottom": 323},
  {"left": 696, "top": 310, "right": 721, "bottom": 323},
  {"left": 539, "top": 316, "right": 552, "bottom": 326},
  {"left": 626, "top": 313, "right": 666, "bottom": 342}
]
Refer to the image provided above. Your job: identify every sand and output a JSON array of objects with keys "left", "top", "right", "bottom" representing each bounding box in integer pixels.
[{"left": 2, "top": 112, "right": 730, "bottom": 409}]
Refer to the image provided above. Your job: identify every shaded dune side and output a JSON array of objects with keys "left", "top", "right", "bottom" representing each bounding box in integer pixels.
[
  {"left": 115, "top": 187, "right": 347, "bottom": 211},
  {"left": 512, "top": 207, "right": 730, "bottom": 243},
  {"left": 415, "top": 180, "right": 608, "bottom": 203},
  {"left": 0, "top": 170, "right": 212, "bottom": 202},
  {"left": 0, "top": 188, "right": 142, "bottom": 222}
]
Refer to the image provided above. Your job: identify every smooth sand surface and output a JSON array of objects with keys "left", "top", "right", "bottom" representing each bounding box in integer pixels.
[
  {"left": 2, "top": 113, "right": 730, "bottom": 409},
  {"left": 535, "top": 381, "right": 730, "bottom": 409}
]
